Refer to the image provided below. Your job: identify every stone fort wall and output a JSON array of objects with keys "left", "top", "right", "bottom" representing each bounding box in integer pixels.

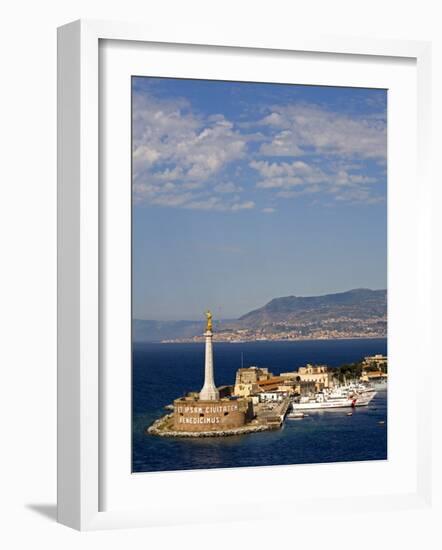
[{"left": 173, "top": 397, "right": 249, "bottom": 432}]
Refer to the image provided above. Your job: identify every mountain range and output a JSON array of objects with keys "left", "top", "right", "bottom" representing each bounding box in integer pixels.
[{"left": 133, "top": 288, "right": 387, "bottom": 342}]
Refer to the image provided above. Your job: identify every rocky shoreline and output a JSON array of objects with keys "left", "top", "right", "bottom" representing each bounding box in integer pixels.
[{"left": 146, "top": 413, "right": 273, "bottom": 438}]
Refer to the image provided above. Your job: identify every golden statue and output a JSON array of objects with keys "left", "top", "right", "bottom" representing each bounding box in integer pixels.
[{"left": 205, "top": 310, "right": 213, "bottom": 331}]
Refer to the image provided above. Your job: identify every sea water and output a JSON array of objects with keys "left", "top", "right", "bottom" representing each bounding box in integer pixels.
[{"left": 132, "top": 338, "right": 387, "bottom": 472}]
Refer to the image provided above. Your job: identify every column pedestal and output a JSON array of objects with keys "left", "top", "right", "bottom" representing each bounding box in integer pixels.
[{"left": 199, "top": 330, "right": 219, "bottom": 401}]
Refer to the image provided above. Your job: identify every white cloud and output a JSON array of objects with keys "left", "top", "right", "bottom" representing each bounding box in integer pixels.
[
  {"left": 132, "top": 89, "right": 386, "bottom": 210},
  {"left": 259, "top": 130, "right": 304, "bottom": 157},
  {"left": 231, "top": 200, "right": 255, "bottom": 211},
  {"left": 258, "top": 103, "right": 386, "bottom": 160},
  {"left": 249, "top": 157, "right": 384, "bottom": 204},
  {"left": 250, "top": 160, "right": 313, "bottom": 179},
  {"left": 132, "top": 93, "right": 253, "bottom": 210},
  {"left": 135, "top": 183, "right": 256, "bottom": 211},
  {"left": 333, "top": 188, "right": 384, "bottom": 204},
  {"left": 214, "top": 182, "right": 243, "bottom": 194},
  {"left": 333, "top": 170, "right": 377, "bottom": 187},
  {"left": 250, "top": 159, "right": 327, "bottom": 190}
]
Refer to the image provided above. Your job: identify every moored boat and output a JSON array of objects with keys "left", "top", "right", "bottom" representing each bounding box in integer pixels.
[
  {"left": 291, "top": 386, "right": 377, "bottom": 411},
  {"left": 287, "top": 411, "right": 306, "bottom": 418}
]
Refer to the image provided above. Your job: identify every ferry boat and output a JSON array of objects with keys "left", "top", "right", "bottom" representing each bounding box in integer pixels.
[{"left": 290, "top": 386, "right": 376, "bottom": 411}]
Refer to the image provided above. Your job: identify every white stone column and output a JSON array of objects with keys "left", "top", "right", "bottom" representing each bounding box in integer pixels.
[{"left": 199, "top": 330, "right": 219, "bottom": 401}]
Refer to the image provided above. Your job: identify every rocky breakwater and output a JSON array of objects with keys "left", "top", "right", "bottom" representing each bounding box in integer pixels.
[{"left": 146, "top": 414, "right": 273, "bottom": 438}]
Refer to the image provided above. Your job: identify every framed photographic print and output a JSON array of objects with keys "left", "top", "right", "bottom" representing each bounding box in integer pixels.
[
  {"left": 131, "top": 76, "right": 389, "bottom": 472},
  {"left": 57, "top": 20, "right": 432, "bottom": 530}
]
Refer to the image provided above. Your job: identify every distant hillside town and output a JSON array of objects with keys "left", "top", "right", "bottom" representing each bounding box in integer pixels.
[{"left": 134, "top": 288, "right": 387, "bottom": 343}]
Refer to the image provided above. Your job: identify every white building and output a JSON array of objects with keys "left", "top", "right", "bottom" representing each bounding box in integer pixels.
[{"left": 258, "top": 391, "right": 288, "bottom": 403}]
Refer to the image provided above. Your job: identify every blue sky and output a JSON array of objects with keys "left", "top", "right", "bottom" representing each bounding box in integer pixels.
[{"left": 132, "top": 77, "right": 387, "bottom": 321}]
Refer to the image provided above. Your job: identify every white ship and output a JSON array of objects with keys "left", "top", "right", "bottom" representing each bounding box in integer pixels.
[{"left": 289, "top": 385, "right": 376, "bottom": 412}]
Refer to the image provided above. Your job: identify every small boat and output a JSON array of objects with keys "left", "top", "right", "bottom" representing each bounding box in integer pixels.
[
  {"left": 347, "top": 412, "right": 353, "bottom": 416},
  {"left": 287, "top": 411, "right": 305, "bottom": 419}
]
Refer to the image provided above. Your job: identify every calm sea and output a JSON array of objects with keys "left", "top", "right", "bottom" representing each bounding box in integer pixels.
[{"left": 132, "top": 338, "right": 387, "bottom": 473}]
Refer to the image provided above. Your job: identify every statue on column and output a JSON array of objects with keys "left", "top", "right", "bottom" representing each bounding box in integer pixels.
[{"left": 205, "top": 310, "right": 213, "bottom": 332}]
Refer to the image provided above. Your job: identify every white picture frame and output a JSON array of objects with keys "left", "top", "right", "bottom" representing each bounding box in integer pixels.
[{"left": 57, "top": 19, "right": 433, "bottom": 531}]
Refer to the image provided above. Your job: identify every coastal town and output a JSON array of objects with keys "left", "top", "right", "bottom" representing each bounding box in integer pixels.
[
  {"left": 161, "top": 316, "right": 387, "bottom": 343},
  {"left": 135, "top": 289, "right": 388, "bottom": 344},
  {"left": 148, "top": 312, "right": 387, "bottom": 438}
]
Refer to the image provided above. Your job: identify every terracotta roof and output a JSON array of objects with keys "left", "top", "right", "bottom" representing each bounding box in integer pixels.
[{"left": 257, "top": 377, "right": 286, "bottom": 387}]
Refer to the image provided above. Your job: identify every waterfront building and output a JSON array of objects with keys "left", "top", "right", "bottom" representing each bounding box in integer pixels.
[
  {"left": 234, "top": 366, "right": 273, "bottom": 397},
  {"left": 360, "top": 354, "right": 388, "bottom": 383},
  {"left": 276, "top": 380, "right": 297, "bottom": 394},
  {"left": 258, "top": 391, "right": 289, "bottom": 403},
  {"left": 255, "top": 376, "right": 288, "bottom": 391},
  {"left": 234, "top": 371, "right": 288, "bottom": 397},
  {"left": 281, "top": 363, "right": 333, "bottom": 391},
  {"left": 362, "top": 370, "right": 387, "bottom": 381},
  {"left": 299, "top": 380, "right": 317, "bottom": 396},
  {"left": 234, "top": 382, "right": 261, "bottom": 398},
  {"left": 235, "top": 366, "right": 272, "bottom": 384},
  {"left": 362, "top": 354, "right": 388, "bottom": 371}
]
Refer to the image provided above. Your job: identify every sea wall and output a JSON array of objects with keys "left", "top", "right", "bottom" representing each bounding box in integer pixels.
[
  {"left": 147, "top": 413, "right": 272, "bottom": 438},
  {"left": 172, "top": 397, "right": 249, "bottom": 432}
]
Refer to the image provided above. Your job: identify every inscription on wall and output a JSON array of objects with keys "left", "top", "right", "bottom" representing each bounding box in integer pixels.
[{"left": 175, "top": 404, "right": 239, "bottom": 414}]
